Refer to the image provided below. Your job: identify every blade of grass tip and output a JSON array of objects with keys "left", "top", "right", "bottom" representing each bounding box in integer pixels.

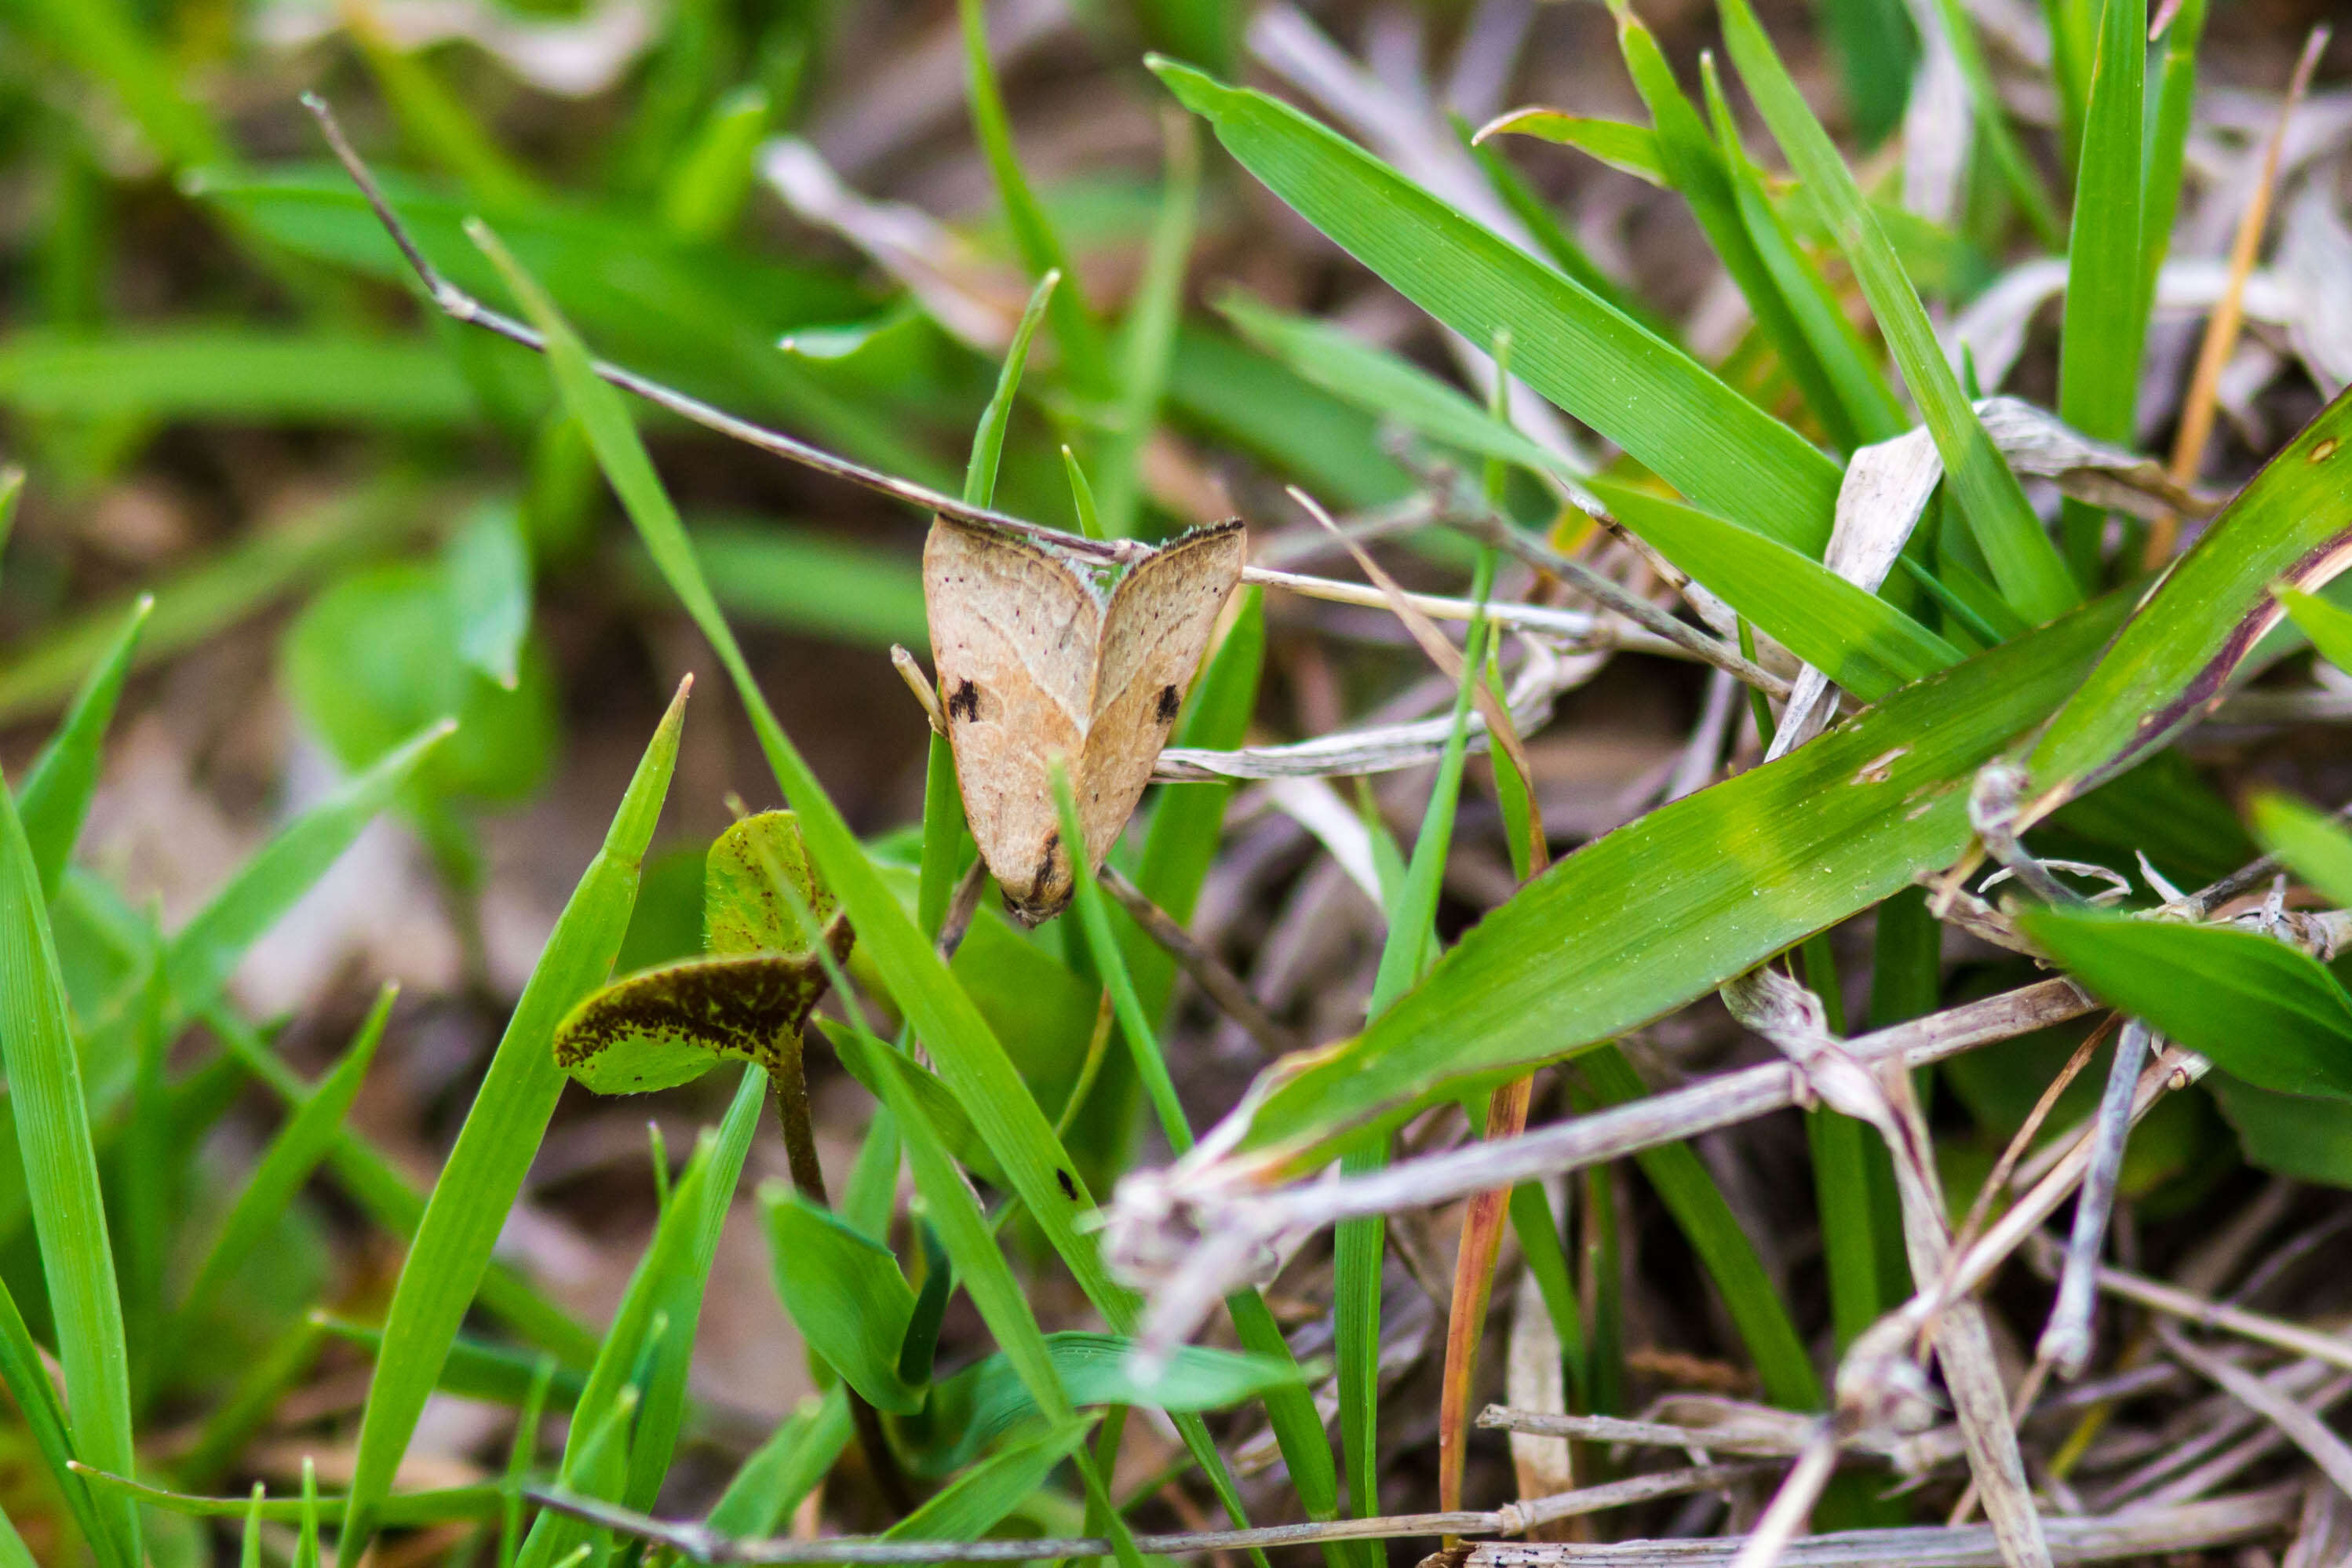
[
  {"left": 472, "top": 216, "right": 1269, "bottom": 1543},
  {"left": 2138, "top": 0, "right": 2210, "bottom": 326},
  {"left": 296, "top": 1458, "right": 321, "bottom": 1568},
  {"left": 164, "top": 717, "right": 453, "bottom": 1019},
  {"left": 956, "top": 0, "right": 1110, "bottom": 394},
  {"left": 1063, "top": 447, "right": 1107, "bottom": 542},
  {"left": 0, "top": 1270, "right": 115, "bottom": 1559},
  {"left": 1719, "top": 0, "right": 2078, "bottom": 622},
  {"left": 2056, "top": 0, "right": 2147, "bottom": 588},
  {"left": 658, "top": 84, "right": 772, "bottom": 242},
  {"left": 338, "top": 686, "right": 687, "bottom": 1566},
  {"left": 1341, "top": 554, "right": 1499, "bottom": 1521},
  {"left": 0, "top": 746, "right": 140, "bottom": 1568},
  {"left": 242, "top": 1484, "right": 265, "bottom": 1568},
  {"left": 1093, "top": 111, "right": 1201, "bottom": 538},
  {"left": 2146, "top": 27, "right": 2327, "bottom": 565},
  {"left": 705, "top": 1389, "right": 852, "bottom": 1538},
  {"left": 16, "top": 595, "right": 152, "bottom": 903},
  {"left": 1458, "top": 119, "right": 1668, "bottom": 335},
  {"left": 173, "top": 985, "right": 396, "bottom": 1344}
]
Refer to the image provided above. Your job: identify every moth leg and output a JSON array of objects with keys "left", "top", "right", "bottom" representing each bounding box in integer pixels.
[{"left": 891, "top": 644, "right": 949, "bottom": 735}]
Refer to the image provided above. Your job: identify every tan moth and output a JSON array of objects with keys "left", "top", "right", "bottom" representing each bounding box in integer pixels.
[{"left": 924, "top": 514, "right": 1247, "bottom": 924}]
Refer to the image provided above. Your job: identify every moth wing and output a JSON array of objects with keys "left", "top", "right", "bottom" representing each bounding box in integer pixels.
[
  {"left": 923, "top": 516, "right": 1101, "bottom": 921},
  {"left": 1081, "top": 519, "right": 1247, "bottom": 866}
]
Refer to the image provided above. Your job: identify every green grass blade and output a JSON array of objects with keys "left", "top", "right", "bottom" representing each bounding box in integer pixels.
[
  {"left": 0, "top": 1270, "right": 115, "bottom": 1561},
  {"left": 337, "top": 690, "right": 685, "bottom": 1561},
  {"left": 1095, "top": 121, "right": 1202, "bottom": 538},
  {"left": 956, "top": 0, "right": 1110, "bottom": 392},
  {"left": 1923, "top": 0, "right": 2066, "bottom": 250},
  {"left": 1150, "top": 58, "right": 1843, "bottom": 553},
  {"left": 1718, "top": 0, "right": 2076, "bottom": 618},
  {"left": 0, "top": 770, "right": 139, "bottom": 1567},
  {"left": 1592, "top": 481, "right": 1959, "bottom": 695},
  {"left": 658, "top": 85, "right": 771, "bottom": 242},
  {"left": 175, "top": 986, "right": 394, "bottom": 1334},
  {"left": 706, "top": 1390, "right": 852, "bottom": 1537},
  {"left": 1477, "top": 111, "right": 1667, "bottom": 184},
  {"left": 2250, "top": 793, "right": 2352, "bottom": 908},
  {"left": 2139, "top": 0, "right": 2209, "bottom": 316},
  {"left": 165, "top": 718, "right": 452, "bottom": 1016},
  {"left": 9, "top": 0, "right": 226, "bottom": 169},
  {"left": 75, "top": 1468, "right": 498, "bottom": 1528},
  {"left": 1460, "top": 129, "right": 1667, "bottom": 334},
  {"left": 1578, "top": 1047, "right": 1823, "bottom": 1408},
  {"left": 16, "top": 596, "right": 151, "bottom": 903},
  {"left": 2056, "top": 0, "right": 2147, "bottom": 584},
  {"left": 1808, "top": 0, "right": 1916, "bottom": 145},
  {"left": 966, "top": 272, "right": 1062, "bottom": 510},
  {"left": 1211, "top": 591, "right": 2134, "bottom": 1165},
  {"left": 2277, "top": 585, "right": 2352, "bottom": 675},
  {"left": 2028, "top": 388, "right": 2352, "bottom": 802},
  {"left": 0, "top": 330, "right": 481, "bottom": 426},
  {"left": 475, "top": 220, "right": 1262, "bottom": 1532},
  {"left": 884, "top": 1420, "right": 1095, "bottom": 1542}
]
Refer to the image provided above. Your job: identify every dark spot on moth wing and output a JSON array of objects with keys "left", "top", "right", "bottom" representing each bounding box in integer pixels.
[
  {"left": 1001, "top": 830, "right": 1070, "bottom": 925},
  {"left": 1056, "top": 1169, "right": 1079, "bottom": 1200},
  {"left": 1155, "top": 684, "right": 1182, "bottom": 723},
  {"left": 947, "top": 680, "right": 981, "bottom": 722}
]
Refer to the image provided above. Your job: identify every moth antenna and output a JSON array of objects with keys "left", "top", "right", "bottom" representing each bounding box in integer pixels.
[
  {"left": 297, "top": 93, "right": 1136, "bottom": 564},
  {"left": 891, "top": 645, "right": 949, "bottom": 735}
]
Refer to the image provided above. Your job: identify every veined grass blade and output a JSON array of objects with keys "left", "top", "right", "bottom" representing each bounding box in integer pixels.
[
  {"left": 706, "top": 1390, "right": 851, "bottom": 1537},
  {"left": 173, "top": 986, "right": 394, "bottom": 1338},
  {"left": 473, "top": 217, "right": 1265, "bottom": 1535},
  {"left": 2056, "top": 0, "right": 2147, "bottom": 585},
  {"left": 2027, "top": 386, "right": 2352, "bottom": 810},
  {"left": 1475, "top": 111, "right": 1667, "bottom": 185},
  {"left": 1578, "top": 1046, "right": 1823, "bottom": 1409},
  {"left": 1591, "top": 481, "right": 1959, "bottom": 695},
  {"left": 164, "top": 718, "right": 452, "bottom": 1016},
  {"left": 1718, "top": 0, "right": 2077, "bottom": 619},
  {"left": 1460, "top": 129, "right": 1667, "bottom": 334},
  {"left": 1198, "top": 591, "right": 2134, "bottom": 1166},
  {"left": 16, "top": 596, "right": 151, "bottom": 902},
  {"left": 337, "top": 688, "right": 687, "bottom": 1563},
  {"left": 0, "top": 762, "right": 140, "bottom": 1568},
  {"left": 1148, "top": 58, "right": 1843, "bottom": 554},
  {"left": 1602, "top": 5, "right": 1872, "bottom": 457}
]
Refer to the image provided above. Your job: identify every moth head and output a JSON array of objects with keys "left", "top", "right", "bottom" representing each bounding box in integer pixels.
[{"left": 1000, "top": 827, "right": 1072, "bottom": 926}]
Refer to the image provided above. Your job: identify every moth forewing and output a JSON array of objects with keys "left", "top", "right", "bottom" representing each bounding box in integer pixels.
[{"left": 922, "top": 515, "right": 1247, "bottom": 924}]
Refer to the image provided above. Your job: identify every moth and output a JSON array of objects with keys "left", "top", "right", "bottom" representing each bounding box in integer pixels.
[{"left": 924, "top": 515, "right": 1247, "bottom": 924}]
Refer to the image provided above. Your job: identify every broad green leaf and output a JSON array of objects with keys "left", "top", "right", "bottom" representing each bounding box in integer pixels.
[
  {"left": 1474, "top": 111, "right": 1666, "bottom": 184},
  {"left": 886, "top": 1420, "right": 1095, "bottom": 1541},
  {"left": 1149, "top": 58, "right": 1843, "bottom": 553},
  {"left": 17, "top": 596, "right": 151, "bottom": 902},
  {"left": 443, "top": 504, "right": 531, "bottom": 689},
  {"left": 2055, "top": 0, "right": 2146, "bottom": 583},
  {"left": 706, "top": 811, "right": 841, "bottom": 954},
  {"left": 2209, "top": 1075, "right": 2352, "bottom": 1187},
  {"left": 2251, "top": 793, "right": 2352, "bottom": 907},
  {"left": 2277, "top": 585, "right": 2352, "bottom": 676},
  {"left": 0, "top": 752, "right": 139, "bottom": 1567},
  {"left": 339, "top": 692, "right": 685, "bottom": 1559},
  {"left": 282, "top": 562, "right": 556, "bottom": 806},
  {"left": 1592, "top": 481, "right": 1959, "bottom": 697},
  {"left": 2022, "top": 910, "right": 2352, "bottom": 1099},
  {"left": 911, "top": 1333, "right": 1305, "bottom": 1476},
  {"left": 1217, "top": 293, "right": 1576, "bottom": 482},
  {"left": 1213, "top": 592, "right": 2133, "bottom": 1165},
  {"left": 1718, "top": 0, "right": 2075, "bottom": 617},
  {"left": 2028, "top": 387, "right": 2352, "bottom": 807},
  {"left": 760, "top": 1187, "right": 922, "bottom": 1413}
]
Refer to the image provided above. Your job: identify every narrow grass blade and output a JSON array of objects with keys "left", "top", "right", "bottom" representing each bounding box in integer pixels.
[
  {"left": 884, "top": 1420, "right": 1095, "bottom": 1542},
  {"left": 0, "top": 330, "right": 480, "bottom": 427},
  {"left": 2056, "top": 0, "right": 2147, "bottom": 584},
  {"left": 175, "top": 1317, "right": 327, "bottom": 1493},
  {"left": 165, "top": 718, "right": 452, "bottom": 1016},
  {"left": 1150, "top": 58, "right": 1843, "bottom": 553},
  {"left": 1923, "top": 0, "right": 2065, "bottom": 249},
  {"left": 706, "top": 1390, "right": 852, "bottom": 1537},
  {"left": 1474, "top": 111, "right": 1666, "bottom": 185},
  {"left": 339, "top": 688, "right": 686, "bottom": 1562},
  {"left": 965, "top": 272, "right": 1061, "bottom": 514},
  {"left": 659, "top": 85, "right": 771, "bottom": 242},
  {"left": 0, "top": 763, "right": 139, "bottom": 1568},
  {"left": 473, "top": 218, "right": 1264, "bottom": 1532},
  {"left": 1592, "top": 481, "right": 1959, "bottom": 696},
  {"left": 175, "top": 986, "right": 395, "bottom": 1335},
  {"left": 8, "top": 0, "right": 226, "bottom": 168},
  {"left": 1810, "top": 0, "right": 1916, "bottom": 145},
  {"left": 16, "top": 595, "right": 151, "bottom": 901},
  {"left": 2027, "top": 387, "right": 2352, "bottom": 808},
  {"left": 1719, "top": 0, "right": 2076, "bottom": 618},
  {"left": 1094, "top": 117, "right": 1202, "bottom": 538},
  {"left": 2139, "top": 0, "right": 2210, "bottom": 315},
  {"left": 1204, "top": 592, "right": 2134, "bottom": 1166},
  {"left": 76, "top": 1468, "right": 498, "bottom": 1526},
  {"left": 2250, "top": 793, "right": 2352, "bottom": 907},
  {"left": 0, "top": 1271, "right": 114, "bottom": 1560},
  {"left": 2277, "top": 585, "right": 2352, "bottom": 676},
  {"left": 1579, "top": 1047, "right": 1823, "bottom": 1409}
]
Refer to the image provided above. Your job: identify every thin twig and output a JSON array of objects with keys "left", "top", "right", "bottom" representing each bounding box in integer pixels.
[
  {"left": 1949, "top": 1015, "right": 2115, "bottom": 1264},
  {"left": 1479, "top": 1408, "right": 1812, "bottom": 1457},
  {"left": 1497, "top": 1462, "right": 1781, "bottom": 1533},
  {"left": 1099, "top": 867, "right": 1302, "bottom": 1056},
  {"left": 2039, "top": 1021, "right": 2155, "bottom": 1377}
]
